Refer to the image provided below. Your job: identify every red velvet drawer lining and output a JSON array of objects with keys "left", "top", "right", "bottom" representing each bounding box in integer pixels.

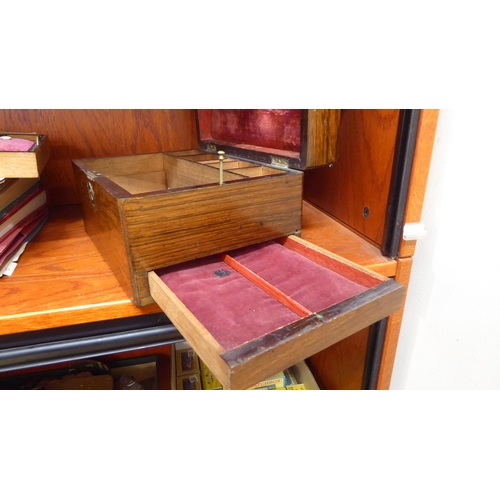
[{"left": 155, "top": 241, "right": 369, "bottom": 350}]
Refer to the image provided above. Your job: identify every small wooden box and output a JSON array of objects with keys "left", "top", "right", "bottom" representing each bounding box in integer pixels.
[
  {"left": 0, "top": 133, "right": 50, "bottom": 178},
  {"left": 73, "top": 110, "right": 341, "bottom": 306},
  {"left": 73, "top": 150, "right": 303, "bottom": 305}
]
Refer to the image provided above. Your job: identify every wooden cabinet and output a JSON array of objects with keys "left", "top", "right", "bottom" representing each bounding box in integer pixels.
[
  {"left": 303, "top": 109, "right": 438, "bottom": 389},
  {"left": 0, "top": 109, "right": 438, "bottom": 389}
]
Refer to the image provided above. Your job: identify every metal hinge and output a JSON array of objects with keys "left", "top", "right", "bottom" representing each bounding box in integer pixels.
[
  {"left": 86, "top": 170, "right": 103, "bottom": 181},
  {"left": 270, "top": 155, "right": 289, "bottom": 168}
]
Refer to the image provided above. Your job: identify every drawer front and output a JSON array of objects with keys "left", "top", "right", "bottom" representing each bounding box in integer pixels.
[{"left": 148, "top": 236, "right": 404, "bottom": 390}]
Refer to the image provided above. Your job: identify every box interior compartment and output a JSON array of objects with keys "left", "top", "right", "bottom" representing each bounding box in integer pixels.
[{"left": 82, "top": 151, "right": 287, "bottom": 196}]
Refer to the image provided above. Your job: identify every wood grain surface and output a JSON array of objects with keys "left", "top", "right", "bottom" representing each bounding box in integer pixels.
[
  {"left": 300, "top": 201, "right": 397, "bottom": 277},
  {"left": 305, "top": 109, "right": 341, "bottom": 167},
  {"left": 307, "top": 327, "right": 371, "bottom": 390},
  {"left": 303, "top": 109, "right": 400, "bottom": 247},
  {"left": 124, "top": 172, "right": 303, "bottom": 305},
  {"left": 73, "top": 149, "right": 304, "bottom": 305},
  {"left": 221, "top": 280, "right": 404, "bottom": 390},
  {"left": 399, "top": 109, "right": 439, "bottom": 257},
  {"left": 73, "top": 162, "right": 136, "bottom": 302},
  {"left": 1, "top": 200, "right": 396, "bottom": 337},
  {"left": 0, "top": 205, "right": 160, "bottom": 336},
  {"left": 0, "top": 110, "right": 197, "bottom": 205},
  {"left": 376, "top": 256, "right": 413, "bottom": 389}
]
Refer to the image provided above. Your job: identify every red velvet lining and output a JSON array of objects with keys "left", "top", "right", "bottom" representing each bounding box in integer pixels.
[
  {"left": 279, "top": 237, "right": 383, "bottom": 288},
  {"left": 156, "top": 242, "right": 369, "bottom": 351},
  {"left": 156, "top": 255, "right": 301, "bottom": 350},
  {"left": 0, "top": 138, "right": 35, "bottom": 152},
  {"left": 197, "top": 110, "right": 302, "bottom": 153},
  {"left": 228, "top": 242, "right": 368, "bottom": 312}
]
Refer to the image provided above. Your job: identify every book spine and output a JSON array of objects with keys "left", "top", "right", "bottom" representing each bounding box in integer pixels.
[
  {"left": 0, "top": 185, "right": 44, "bottom": 224},
  {"left": 0, "top": 180, "right": 40, "bottom": 219}
]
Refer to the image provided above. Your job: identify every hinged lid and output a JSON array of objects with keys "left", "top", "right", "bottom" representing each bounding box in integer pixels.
[{"left": 197, "top": 110, "right": 341, "bottom": 171}]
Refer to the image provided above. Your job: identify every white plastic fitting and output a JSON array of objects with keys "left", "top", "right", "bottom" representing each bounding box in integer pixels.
[{"left": 402, "top": 222, "right": 427, "bottom": 241}]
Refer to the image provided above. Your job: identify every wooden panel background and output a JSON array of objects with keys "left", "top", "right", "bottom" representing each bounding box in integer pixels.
[
  {"left": 0, "top": 110, "right": 198, "bottom": 206},
  {"left": 303, "top": 109, "right": 400, "bottom": 248},
  {"left": 307, "top": 327, "right": 370, "bottom": 390}
]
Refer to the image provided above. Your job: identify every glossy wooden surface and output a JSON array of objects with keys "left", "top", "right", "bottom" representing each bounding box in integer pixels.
[
  {"left": 301, "top": 201, "right": 397, "bottom": 277},
  {"left": 377, "top": 256, "right": 413, "bottom": 390},
  {"left": 303, "top": 111, "right": 438, "bottom": 389},
  {"left": 0, "top": 205, "right": 161, "bottom": 336},
  {"left": 399, "top": 109, "right": 439, "bottom": 257},
  {"left": 307, "top": 326, "right": 370, "bottom": 390},
  {"left": 74, "top": 151, "right": 304, "bottom": 305},
  {"left": 305, "top": 109, "right": 341, "bottom": 168},
  {"left": 73, "top": 161, "right": 136, "bottom": 302},
  {"left": 0, "top": 110, "right": 198, "bottom": 205},
  {"left": 0, "top": 201, "right": 394, "bottom": 339},
  {"left": 303, "top": 109, "right": 400, "bottom": 247}
]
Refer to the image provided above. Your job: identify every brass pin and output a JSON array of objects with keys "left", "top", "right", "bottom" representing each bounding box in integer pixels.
[{"left": 218, "top": 150, "right": 225, "bottom": 185}]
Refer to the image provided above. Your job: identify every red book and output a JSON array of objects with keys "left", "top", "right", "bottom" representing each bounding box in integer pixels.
[
  {"left": 0, "top": 209, "right": 48, "bottom": 266},
  {"left": 0, "top": 205, "right": 49, "bottom": 258},
  {"left": 0, "top": 186, "right": 47, "bottom": 241},
  {"left": 0, "top": 178, "right": 40, "bottom": 217}
]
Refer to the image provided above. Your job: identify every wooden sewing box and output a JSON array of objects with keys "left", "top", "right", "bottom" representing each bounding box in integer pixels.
[{"left": 72, "top": 110, "right": 404, "bottom": 389}]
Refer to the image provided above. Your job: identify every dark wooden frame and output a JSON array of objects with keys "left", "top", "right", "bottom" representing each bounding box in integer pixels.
[{"left": 382, "top": 109, "right": 421, "bottom": 258}]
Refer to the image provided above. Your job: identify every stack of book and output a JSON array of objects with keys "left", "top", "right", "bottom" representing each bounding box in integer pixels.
[{"left": 0, "top": 177, "right": 49, "bottom": 277}]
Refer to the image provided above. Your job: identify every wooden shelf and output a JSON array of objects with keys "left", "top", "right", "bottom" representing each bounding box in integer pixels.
[
  {"left": 301, "top": 201, "right": 397, "bottom": 276},
  {"left": 0, "top": 202, "right": 395, "bottom": 337},
  {"left": 0, "top": 205, "right": 161, "bottom": 336}
]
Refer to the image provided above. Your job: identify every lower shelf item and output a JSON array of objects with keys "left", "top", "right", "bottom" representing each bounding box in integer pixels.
[
  {"left": 0, "top": 356, "right": 159, "bottom": 390},
  {"left": 171, "top": 341, "right": 319, "bottom": 390}
]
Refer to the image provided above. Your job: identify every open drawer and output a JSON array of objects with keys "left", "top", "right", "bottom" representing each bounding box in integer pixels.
[{"left": 148, "top": 235, "right": 404, "bottom": 390}]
